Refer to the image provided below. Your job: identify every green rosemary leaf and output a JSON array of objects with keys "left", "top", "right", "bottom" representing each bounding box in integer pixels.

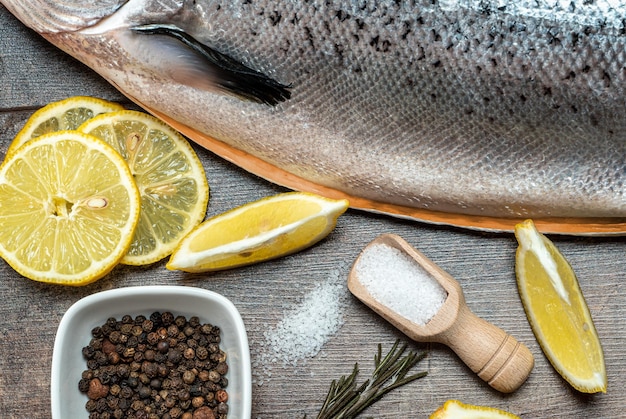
[{"left": 312, "top": 339, "right": 428, "bottom": 419}]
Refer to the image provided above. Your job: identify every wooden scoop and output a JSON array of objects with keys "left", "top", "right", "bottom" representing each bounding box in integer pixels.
[{"left": 348, "top": 233, "right": 534, "bottom": 393}]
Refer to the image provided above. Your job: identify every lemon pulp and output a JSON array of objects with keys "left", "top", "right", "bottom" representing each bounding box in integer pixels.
[
  {"left": 79, "top": 110, "right": 209, "bottom": 265},
  {"left": 167, "top": 192, "right": 348, "bottom": 272},
  {"left": 515, "top": 219, "right": 606, "bottom": 393},
  {"left": 0, "top": 131, "right": 140, "bottom": 285},
  {"left": 430, "top": 400, "right": 520, "bottom": 419},
  {"left": 7, "top": 96, "right": 124, "bottom": 157}
]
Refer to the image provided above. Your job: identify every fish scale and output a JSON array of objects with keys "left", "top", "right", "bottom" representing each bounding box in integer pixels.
[{"left": 2, "top": 0, "right": 626, "bottom": 233}]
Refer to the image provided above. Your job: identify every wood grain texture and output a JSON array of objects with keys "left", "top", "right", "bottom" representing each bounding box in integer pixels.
[{"left": 1, "top": 5, "right": 625, "bottom": 418}]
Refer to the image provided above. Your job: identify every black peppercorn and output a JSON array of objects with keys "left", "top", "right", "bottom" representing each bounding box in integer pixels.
[
  {"left": 81, "top": 314, "right": 228, "bottom": 418},
  {"left": 141, "top": 320, "right": 154, "bottom": 332},
  {"left": 182, "top": 370, "right": 196, "bottom": 385},
  {"left": 91, "top": 327, "right": 103, "bottom": 338},
  {"left": 120, "top": 323, "right": 133, "bottom": 335},
  {"left": 108, "top": 352, "right": 120, "bottom": 365},
  {"left": 116, "top": 364, "right": 130, "bottom": 378},
  {"left": 109, "top": 331, "right": 122, "bottom": 344},
  {"left": 83, "top": 345, "right": 95, "bottom": 359},
  {"left": 197, "top": 335, "right": 208, "bottom": 347},
  {"left": 217, "top": 401, "right": 228, "bottom": 415},
  {"left": 167, "top": 349, "right": 182, "bottom": 364},
  {"left": 183, "top": 348, "right": 195, "bottom": 360},
  {"left": 149, "top": 378, "right": 162, "bottom": 390},
  {"left": 207, "top": 370, "right": 220, "bottom": 383},
  {"left": 130, "top": 399, "right": 144, "bottom": 411},
  {"left": 161, "top": 312, "right": 175, "bottom": 326},
  {"left": 138, "top": 385, "right": 151, "bottom": 399},
  {"left": 90, "top": 338, "right": 103, "bottom": 350},
  {"left": 156, "top": 340, "right": 169, "bottom": 353},
  {"left": 95, "top": 352, "right": 108, "bottom": 367},
  {"left": 215, "top": 362, "right": 228, "bottom": 375},
  {"left": 154, "top": 352, "right": 167, "bottom": 363},
  {"left": 157, "top": 364, "right": 169, "bottom": 377},
  {"left": 106, "top": 395, "right": 119, "bottom": 409},
  {"left": 149, "top": 312, "right": 162, "bottom": 325},
  {"left": 195, "top": 347, "right": 208, "bottom": 360},
  {"left": 166, "top": 325, "right": 179, "bottom": 337},
  {"left": 131, "top": 325, "right": 143, "bottom": 337},
  {"left": 174, "top": 316, "right": 186, "bottom": 328},
  {"left": 123, "top": 347, "right": 136, "bottom": 359},
  {"left": 179, "top": 399, "right": 191, "bottom": 410},
  {"left": 101, "top": 324, "right": 114, "bottom": 336},
  {"left": 126, "top": 376, "right": 139, "bottom": 389},
  {"left": 109, "top": 384, "right": 121, "bottom": 396},
  {"left": 156, "top": 327, "right": 167, "bottom": 340},
  {"left": 79, "top": 378, "right": 90, "bottom": 393},
  {"left": 188, "top": 316, "right": 200, "bottom": 327},
  {"left": 144, "top": 349, "right": 155, "bottom": 361},
  {"left": 127, "top": 336, "right": 138, "bottom": 348},
  {"left": 146, "top": 332, "right": 159, "bottom": 346},
  {"left": 118, "top": 397, "right": 130, "bottom": 411},
  {"left": 139, "top": 372, "right": 150, "bottom": 385},
  {"left": 168, "top": 407, "right": 182, "bottom": 418},
  {"left": 96, "top": 397, "right": 108, "bottom": 412}
]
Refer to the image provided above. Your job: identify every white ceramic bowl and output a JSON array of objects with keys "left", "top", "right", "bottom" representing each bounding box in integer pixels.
[{"left": 51, "top": 286, "right": 251, "bottom": 418}]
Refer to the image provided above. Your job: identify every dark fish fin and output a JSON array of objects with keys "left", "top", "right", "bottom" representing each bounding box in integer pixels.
[{"left": 131, "top": 24, "right": 291, "bottom": 106}]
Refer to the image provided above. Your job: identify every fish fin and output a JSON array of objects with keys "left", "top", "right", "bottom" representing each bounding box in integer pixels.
[{"left": 131, "top": 24, "right": 291, "bottom": 105}]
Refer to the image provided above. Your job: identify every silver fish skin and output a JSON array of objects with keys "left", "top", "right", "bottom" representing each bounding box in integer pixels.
[{"left": 2, "top": 0, "right": 626, "bottom": 233}]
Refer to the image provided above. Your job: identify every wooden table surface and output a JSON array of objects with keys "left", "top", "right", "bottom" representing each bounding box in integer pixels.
[{"left": 1, "top": 5, "right": 625, "bottom": 418}]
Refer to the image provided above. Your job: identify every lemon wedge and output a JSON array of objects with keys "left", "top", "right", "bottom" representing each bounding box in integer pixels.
[
  {"left": 514, "top": 219, "right": 607, "bottom": 393},
  {"left": 0, "top": 131, "right": 140, "bottom": 285},
  {"left": 430, "top": 400, "right": 520, "bottom": 419},
  {"left": 78, "top": 110, "right": 209, "bottom": 265},
  {"left": 167, "top": 192, "right": 349, "bottom": 272},
  {"left": 7, "top": 96, "right": 124, "bottom": 157}
]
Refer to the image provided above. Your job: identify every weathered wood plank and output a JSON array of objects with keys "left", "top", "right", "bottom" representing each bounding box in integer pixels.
[{"left": 1, "top": 5, "right": 625, "bottom": 418}]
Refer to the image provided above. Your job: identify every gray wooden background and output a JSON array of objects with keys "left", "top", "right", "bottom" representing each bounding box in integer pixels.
[{"left": 1, "top": 5, "right": 625, "bottom": 418}]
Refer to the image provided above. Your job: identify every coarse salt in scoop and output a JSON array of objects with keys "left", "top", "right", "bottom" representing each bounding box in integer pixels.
[
  {"left": 348, "top": 234, "right": 534, "bottom": 393},
  {"left": 354, "top": 243, "right": 447, "bottom": 325}
]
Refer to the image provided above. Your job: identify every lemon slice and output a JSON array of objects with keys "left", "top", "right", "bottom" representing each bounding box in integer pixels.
[
  {"left": 78, "top": 110, "right": 209, "bottom": 265},
  {"left": 7, "top": 96, "right": 124, "bottom": 157},
  {"left": 167, "top": 192, "right": 349, "bottom": 272},
  {"left": 514, "top": 219, "right": 607, "bottom": 393},
  {"left": 430, "top": 400, "right": 520, "bottom": 419},
  {"left": 0, "top": 131, "right": 140, "bottom": 285}
]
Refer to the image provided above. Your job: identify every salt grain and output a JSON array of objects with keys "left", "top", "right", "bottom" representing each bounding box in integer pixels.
[{"left": 355, "top": 243, "right": 447, "bottom": 325}]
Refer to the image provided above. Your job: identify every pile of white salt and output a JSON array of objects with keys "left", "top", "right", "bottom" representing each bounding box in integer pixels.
[
  {"left": 355, "top": 243, "right": 447, "bottom": 325},
  {"left": 251, "top": 269, "right": 348, "bottom": 386}
]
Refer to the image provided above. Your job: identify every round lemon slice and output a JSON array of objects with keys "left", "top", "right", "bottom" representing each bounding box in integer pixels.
[
  {"left": 7, "top": 96, "right": 124, "bottom": 157},
  {"left": 0, "top": 131, "right": 140, "bottom": 285},
  {"left": 515, "top": 219, "right": 607, "bottom": 393},
  {"left": 78, "top": 110, "right": 209, "bottom": 265},
  {"left": 167, "top": 192, "right": 349, "bottom": 272},
  {"left": 430, "top": 400, "right": 520, "bottom": 419}
]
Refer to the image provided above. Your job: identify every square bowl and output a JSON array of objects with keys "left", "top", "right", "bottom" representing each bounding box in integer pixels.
[{"left": 51, "top": 285, "right": 251, "bottom": 418}]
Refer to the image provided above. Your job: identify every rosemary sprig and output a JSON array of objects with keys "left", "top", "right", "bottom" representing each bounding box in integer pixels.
[{"left": 312, "top": 339, "right": 428, "bottom": 419}]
